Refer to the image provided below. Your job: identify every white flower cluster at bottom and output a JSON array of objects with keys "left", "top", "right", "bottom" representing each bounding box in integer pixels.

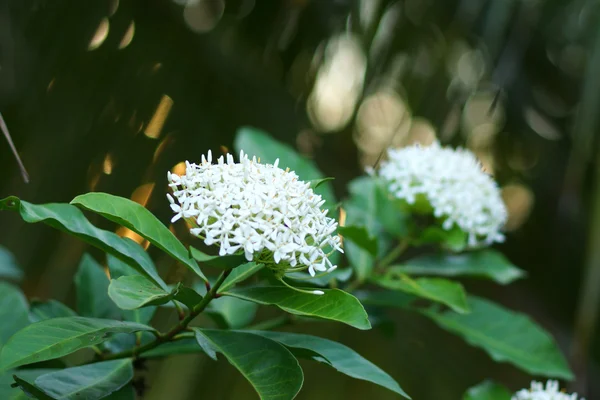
[{"left": 512, "top": 380, "right": 584, "bottom": 400}]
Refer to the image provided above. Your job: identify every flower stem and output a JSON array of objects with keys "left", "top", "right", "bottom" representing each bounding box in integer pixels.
[
  {"left": 378, "top": 239, "right": 409, "bottom": 269},
  {"left": 101, "top": 269, "right": 232, "bottom": 361}
]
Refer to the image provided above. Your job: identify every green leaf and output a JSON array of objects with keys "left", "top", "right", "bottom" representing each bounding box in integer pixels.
[
  {"left": 106, "top": 256, "right": 157, "bottom": 324},
  {"left": 224, "top": 286, "right": 371, "bottom": 330},
  {"left": 0, "top": 197, "right": 167, "bottom": 291},
  {"left": 343, "top": 177, "right": 393, "bottom": 281},
  {"left": 218, "top": 263, "right": 264, "bottom": 293},
  {"left": 247, "top": 331, "right": 410, "bottom": 399},
  {"left": 190, "top": 247, "right": 247, "bottom": 269},
  {"left": 234, "top": 126, "right": 336, "bottom": 209},
  {"left": 338, "top": 226, "right": 378, "bottom": 256},
  {"left": 103, "top": 385, "right": 136, "bottom": 400},
  {"left": 0, "top": 369, "right": 56, "bottom": 400},
  {"left": 307, "top": 177, "right": 335, "bottom": 189},
  {"left": 463, "top": 380, "right": 511, "bottom": 400},
  {"left": 0, "top": 246, "right": 23, "bottom": 282},
  {"left": 372, "top": 181, "right": 409, "bottom": 238},
  {"left": 29, "top": 300, "right": 77, "bottom": 323},
  {"left": 413, "top": 225, "right": 469, "bottom": 252},
  {"left": 207, "top": 297, "right": 258, "bottom": 329},
  {"left": 173, "top": 286, "right": 203, "bottom": 310},
  {"left": 195, "top": 329, "right": 303, "bottom": 400},
  {"left": 33, "top": 359, "right": 133, "bottom": 400},
  {"left": 75, "top": 254, "right": 121, "bottom": 319},
  {"left": 423, "top": 296, "right": 574, "bottom": 379},
  {"left": 0, "top": 283, "right": 30, "bottom": 352},
  {"left": 354, "top": 290, "right": 415, "bottom": 309},
  {"left": 108, "top": 276, "right": 173, "bottom": 310},
  {"left": 0, "top": 317, "right": 155, "bottom": 370},
  {"left": 10, "top": 375, "right": 54, "bottom": 400},
  {"left": 392, "top": 250, "right": 526, "bottom": 285},
  {"left": 373, "top": 273, "right": 469, "bottom": 314},
  {"left": 106, "top": 255, "right": 137, "bottom": 279},
  {"left": 285, "top": 267, "right": 353, "bottom": 287},
  {"left": 71, "top": 193, "right": 207, "bottom": 282},
  {"left": 191, "top": 329, "right": 218, "bottom": 360}
]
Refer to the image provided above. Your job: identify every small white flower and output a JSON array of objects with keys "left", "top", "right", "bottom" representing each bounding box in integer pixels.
[
  {"left": 512, "top": 380, "right": 584, "bottom": 400},
  {"left": 378, "top": 142, "right": 507, "bottom": 248},
  {"left": 168, "top": 150, "right": 343, "bottom": 279}
]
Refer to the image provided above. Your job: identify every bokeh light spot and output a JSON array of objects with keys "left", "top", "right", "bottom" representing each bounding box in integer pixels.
[
  {"left": 118, "top": 21, "right": 135, "bottom": 49},
  {"left": 88, "top": 18, "right": 110, "bottom": 51},
  {"left": 184, "top": 0, "right": 225, "bottom": 33},
  {"left": 145, "top": 95, "right": 174, "bottom": 139}
]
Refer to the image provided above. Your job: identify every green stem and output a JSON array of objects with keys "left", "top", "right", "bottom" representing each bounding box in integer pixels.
[
  {"left": 378, "top": 239, "right": 409, "bottom": 269},
  {"left": 173, "top": 300, "right": 186, "bottom": 320},
  {"left": 101, "top": 269, "right": 232, "bottom": 361}
]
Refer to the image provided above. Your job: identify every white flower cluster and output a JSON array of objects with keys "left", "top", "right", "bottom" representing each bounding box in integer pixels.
[
  {"left": 167, "top": 150, "right": 342, "bottom": 278},
  {"left": 512, "top": 380, "right": 584, "bottom": 400},
  {"left": 378, "top": 142, "right": 507, "bottom": 248}
]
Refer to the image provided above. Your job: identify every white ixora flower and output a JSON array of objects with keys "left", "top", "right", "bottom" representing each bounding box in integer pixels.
[
  {"left": 512, "top": 380, "right": 584, "bottom": 400},
  {"left": 377, "top": 142, "right": 507, "bottom": 248},
  {"left": 167, "top": 150, "right": 342, "bottom": 283}
]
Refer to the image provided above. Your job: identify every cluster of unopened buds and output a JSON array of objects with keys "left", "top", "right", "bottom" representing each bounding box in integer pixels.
[{"left": 167, "top": 150, "right": 343, "bottom": 293}]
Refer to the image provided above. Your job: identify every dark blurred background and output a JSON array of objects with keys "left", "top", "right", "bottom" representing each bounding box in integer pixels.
[{"left": 1, "top": 0, "right": 599, "bottom": 398}]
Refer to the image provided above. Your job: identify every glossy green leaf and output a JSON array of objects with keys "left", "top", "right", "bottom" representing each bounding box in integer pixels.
[
  {"left": 75, "top": 254, "right": 121, "bottom": 319},
  {"left": 10, "top": 375, "right": 54, "bottom": 400},
  {"left": 224, "top": 286, "right": 371, "bottom": 330},
  {"left": 218, "top": 263, "right": 264, "bottom": 293},
  {"left": 372, "top": 273, "right": 469, "bottom": 314},
  {"left": 0, "top": 283, "right": 30, "bottom": 352},
  {"left": 248, "top": 331, "right": 410, "bottom": 399},
  {"left": 0, "top": 246, "right": 23, "bottom": 282},
  {"left": 29, "top": 300, "right": 77, "bottom": 323},
  {"left": 463, "top": 380, "right": 511, "bottom": 400},
  {"left": 354, "top": 290, "right": 415, "bottom": 309},
  {"left": 189, "top": 247, "right": 247, "bottom": 269},
  {"left": 33, "top": 359, "right": 133, "bottom": 400},
  {"left": 72, "top": 192, "right": 207, "bottom": 282},
  {"left": 423, "top": 296, "right": 574, "bottom": 379},
  {"left": 0, "top": 369, "right": 56, "bottom": 400},
  {"left": 173, "top": 286, "right": 203, "bottom": 310},
  {"left": 106, "top": 255, "right": 137, "bottom": 279},
  {"left": 101, "top": 331, "right": 155, "bottom": 355},
  {"left": 0, "top": 317, "right": 155, "bottom": 370},
  {"left": 392, "top": 250, "right": 525, "bottom": 285},
  {"left": 106, "top": 256, "right": 157, "bottom": 325},
  {"left": 0, "top": 197, "right": 167, "bottom": 291},
  {"left": 234, "top": 127, "right": 336, "bottom": 208},
  {"left": 196, "top": 329, "right": 303, "bottom": 400},
  {"left": 285, "top": 267, "right": 353, "bottom": 287},
  {"left": 191, "top": 329, "right": 218, "bottom": 360},
  {"left": 108, "top": 276, "right": 173, "bottom": 310},
  {"left": 338, "top": 226, "right": 378, "bottom": 256},
  {"left": 207, "top": 296, "right": 258, "bottom": 329}
]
